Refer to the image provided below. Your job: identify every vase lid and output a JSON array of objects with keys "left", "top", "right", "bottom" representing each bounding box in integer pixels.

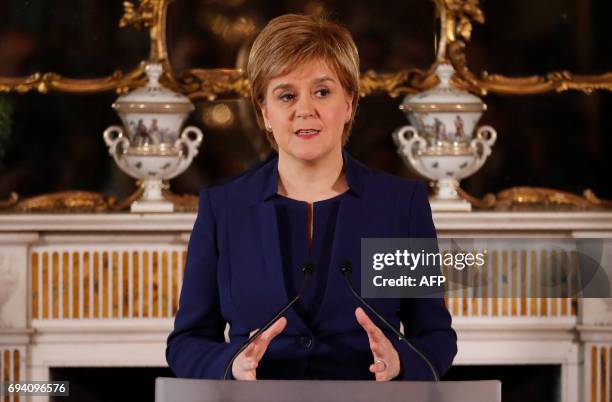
[
  {"left": 401, "top": 64, "right": 485, "bottom": 113},
  {"left": 113, "top": 63, "right": 194, "bottom": 114}
]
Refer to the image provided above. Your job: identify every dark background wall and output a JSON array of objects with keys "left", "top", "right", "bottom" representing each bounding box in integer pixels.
[{"left": 0, "top": 0, "right": 610, "bottom": 201}]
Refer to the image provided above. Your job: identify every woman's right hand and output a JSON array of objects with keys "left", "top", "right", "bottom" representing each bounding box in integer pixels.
[{"left": 232, "top": 317, "right": 287, "bottom": 380}]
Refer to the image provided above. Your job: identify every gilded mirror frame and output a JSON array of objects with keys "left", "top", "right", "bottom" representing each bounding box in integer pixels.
[{"left": 0, "top": 0, "right": 611, "bottom": 212}]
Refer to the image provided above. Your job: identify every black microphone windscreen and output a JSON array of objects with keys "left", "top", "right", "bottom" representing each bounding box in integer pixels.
[
  {"left": 302, "top": 261, "right": 314, "bottom": 273},
  {"left": 339, "top": 259, "right": 352, "bottom": 274}
]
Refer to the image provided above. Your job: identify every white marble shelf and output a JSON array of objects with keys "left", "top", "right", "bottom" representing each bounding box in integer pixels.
[{"left": 1, "top": 211, "right": 612, "bottom": 233}]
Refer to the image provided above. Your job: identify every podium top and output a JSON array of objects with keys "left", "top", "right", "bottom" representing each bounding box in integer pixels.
[{"left": 155, "top": 378, "right": 501, "bottom": 402}]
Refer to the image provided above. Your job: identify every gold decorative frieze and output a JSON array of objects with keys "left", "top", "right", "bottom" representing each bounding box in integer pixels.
[
  {"left": 445, "top": 248, "right": 577, "bottom": 318},
  {"left": 30, "top": 245, "right": 577, "bottom": 321},
  {"left": 590, "top": 345, "right": 612, "bottom": 402},
  {"left": 1, "top": 348, "right": 20, "bottom": 402},
  {"left": 31, "top": 247, "right": 187, "bottom": 320},
  {"left": 458, "top": 187, "right": 612, "bottom": 210}
]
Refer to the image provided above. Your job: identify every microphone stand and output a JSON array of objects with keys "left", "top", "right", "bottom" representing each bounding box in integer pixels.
[
  {"left": 339, "top": 260, "right": 439, "bottom": 381},
  {"left": 222, "top": 261, "right": 314, "bottom": 380}
]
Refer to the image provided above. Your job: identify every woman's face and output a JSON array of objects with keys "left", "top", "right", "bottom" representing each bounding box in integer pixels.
[{"left": 261, "top": 59, "right": 353, "bottom": 163}]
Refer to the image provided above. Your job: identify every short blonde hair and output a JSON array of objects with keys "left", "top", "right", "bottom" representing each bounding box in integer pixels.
[{"left": 247, "top": 14, "right": 360, "bottom": 150}]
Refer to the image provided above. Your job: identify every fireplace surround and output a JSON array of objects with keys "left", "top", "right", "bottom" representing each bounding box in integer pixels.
[{"left": 0, "top": 211, "right": 611, "bottom": 402}]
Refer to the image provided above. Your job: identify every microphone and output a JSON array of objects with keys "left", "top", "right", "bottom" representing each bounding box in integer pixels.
[
  {"left": 222, "top": 261, "right": 314, "bottom": 380},
  {"left": 339, "top": 260, "right": 440, "bottom": 381}
]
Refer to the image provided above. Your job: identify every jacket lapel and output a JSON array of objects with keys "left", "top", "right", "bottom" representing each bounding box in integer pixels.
[{"left": 236, "top": 150, "right": 370, "bottom": 335}]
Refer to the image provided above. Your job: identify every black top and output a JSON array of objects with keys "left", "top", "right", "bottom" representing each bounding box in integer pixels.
[{"left": 273, "top": 191, "right": 349, "bottom": 325}]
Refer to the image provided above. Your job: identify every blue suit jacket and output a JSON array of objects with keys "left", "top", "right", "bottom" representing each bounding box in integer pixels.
[{"left": 166, "top": 150, "right": 457, "bottom": 380}]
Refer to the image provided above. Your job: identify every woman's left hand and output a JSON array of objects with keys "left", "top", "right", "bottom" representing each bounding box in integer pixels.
[{"left": 355, "top": 307, "right": 401, "bottom": 381}]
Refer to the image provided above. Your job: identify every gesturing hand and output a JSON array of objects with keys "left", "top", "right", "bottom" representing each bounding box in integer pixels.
[
  {"left": 232, "top": 317, "right": 287, "bottom": 380},
  {"left": 355, "top": 307, "right": 401, "bottom": 381}
]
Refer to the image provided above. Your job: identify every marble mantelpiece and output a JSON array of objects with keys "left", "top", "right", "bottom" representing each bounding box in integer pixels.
[{"left": 0, "top": 211, "right": 611, "bottom": 402}]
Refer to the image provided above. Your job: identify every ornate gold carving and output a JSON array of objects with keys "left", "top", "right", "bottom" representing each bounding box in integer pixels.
[
  {"left": 472, "top": 70, "right": 612, "bottom": 94},
  {"left": 0, "top": 186, "right": 198, "bottom": 213},
  {"left": 459, "top": 186, "right": 612, "bottom": 210},
  {"left": 120, "top": 0, "right": 157, "bottom": 31},
  {"left": 0, "top": 0, "right": 611, "bottom": 211},
  {"left": 120, "top": 0, "right": 172, "bottom": 73},
  {"left": 495, "top": 187, "right": 590, "bottom": 209},
  {"left": 111, "top": 187, "right": 146, "bottom": 211},
  {"left": 435, "top": 0, "right": 484, "bottom": 44},
  {"left": 10, "top": 191, "right": 119, "bottom": 213},
  {"left": 583, "top": 189, "right": 612, "bottom": 209},
  {"left": 162, "top": 189, "right": 198, "bottom": 212},
  {"left": 359, "top": 69, "right": 437, "bottom": 97},
  {"left": 430, "top": 0, "right": 486, "bottom": 94},
  {"left": 456, "top": 187, "right": 496, "bottom": 209},
  {"left": 0, "top": 0, "right": 166, "bottom": 95},
  {"left": 449, "top": 41, "right": 612, "bottom": 95},
  {"left": 180, "top": 69, "right": 250, "bottom": 101},
  {"left": 446, "top": 40, "right": 485, "bottom": 95},
  {"left": 441, "top": 0, "right": 612, "bottom": 95},
  {"left": 0, "top": 193, "right": 18, "bottom": 210},
  {"left": 0, "top": 60, "right": 148, "bottom": 95},
  {"left": 2, "top": 0, "right": 612, "bottom": 97}
]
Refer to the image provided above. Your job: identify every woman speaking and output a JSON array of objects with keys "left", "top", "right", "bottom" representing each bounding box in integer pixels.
[{"left": 166, "top": 14, "right": 457, "bottom": 381}]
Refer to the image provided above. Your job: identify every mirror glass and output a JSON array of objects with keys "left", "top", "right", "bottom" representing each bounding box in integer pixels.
[
  {"left": 468, "top": 0, "right": 612, "bottom": 75},
  {"left": 166, "top": 0, "right": 437, "bottom": 73},
  {"left": 0, "top": 0, "right": 149, "bottom": 78}
]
